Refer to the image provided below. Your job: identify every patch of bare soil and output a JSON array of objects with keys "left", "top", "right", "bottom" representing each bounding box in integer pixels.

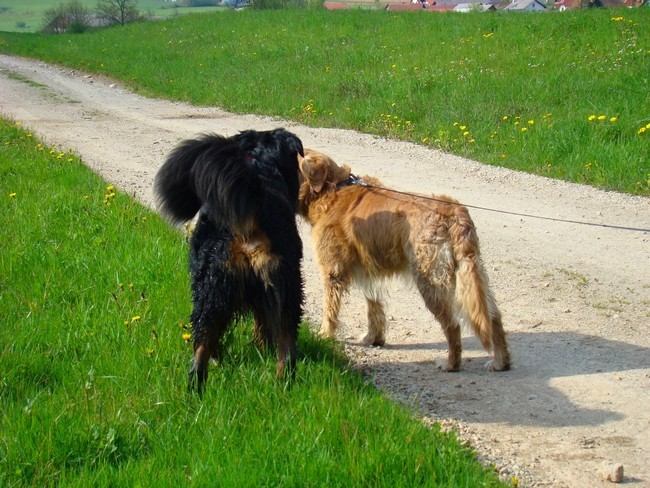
[{"left": 1, "top": 55, "right": 648, "bottom": 487}]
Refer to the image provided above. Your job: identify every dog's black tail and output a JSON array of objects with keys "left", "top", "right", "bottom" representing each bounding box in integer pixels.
[{"left": 154, "top": 134, "right": 261, "bottom": 229}]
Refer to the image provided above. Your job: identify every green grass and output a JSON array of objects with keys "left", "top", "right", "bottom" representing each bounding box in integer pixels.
[
  {"left": 0, "top": 119, "right": 506, "bottom": 486},
  {"left": 0, "top": 0, "right": 223, "bottom": 33},
  {"left": 1, "top": 9, "right": 648, "bottom": 195}
]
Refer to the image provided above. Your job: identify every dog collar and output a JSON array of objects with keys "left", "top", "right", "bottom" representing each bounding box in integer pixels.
[{"left": 337, "top": 173, "right": 369, "bottom": 189}]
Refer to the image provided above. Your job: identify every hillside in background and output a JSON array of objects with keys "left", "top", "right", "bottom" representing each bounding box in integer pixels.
[{"left": 0, "top": 0, "right": 223, "bottom": 33}]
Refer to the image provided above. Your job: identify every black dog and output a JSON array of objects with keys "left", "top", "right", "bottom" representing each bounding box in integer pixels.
[{"left": 154, "top": 128, "right": 304, "bottom": 394}]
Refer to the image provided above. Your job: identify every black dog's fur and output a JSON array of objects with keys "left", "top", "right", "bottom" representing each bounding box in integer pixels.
[{"left": 154, "top": 128, "right": 305, "bottom": 394}]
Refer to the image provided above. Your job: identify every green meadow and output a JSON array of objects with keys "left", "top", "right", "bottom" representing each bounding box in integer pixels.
[
  {"left": 0, "top": 119, "right": 506, "bottom": 486},
  {"left": 0, "top": 8, "right": 648, "bottom": 194}
]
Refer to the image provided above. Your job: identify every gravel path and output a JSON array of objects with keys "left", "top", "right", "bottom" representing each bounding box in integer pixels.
[{"left": 1, "top": 54, "right": 649, "bottom": 487}]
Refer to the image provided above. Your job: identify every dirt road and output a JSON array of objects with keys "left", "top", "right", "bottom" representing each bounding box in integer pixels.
[{"left": 1, "top": 54, "right": 648, "bottom": 487}]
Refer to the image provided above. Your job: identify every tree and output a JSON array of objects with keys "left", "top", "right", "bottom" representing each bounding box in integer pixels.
[
  {"left": 96, "top": 0, "right": 140, "bottom": 26},
  {"left": 42, "top": 0, "right": 92, "bottom": 34}
]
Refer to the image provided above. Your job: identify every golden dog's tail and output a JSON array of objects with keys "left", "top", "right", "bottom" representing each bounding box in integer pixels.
[{"left": 451, "top": 207, "right": 510, "bottom": 371}]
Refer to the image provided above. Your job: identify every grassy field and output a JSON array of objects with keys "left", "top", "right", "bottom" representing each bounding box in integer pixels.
[
  {"left": 0, "top": 0, "right": 223, "bottom": 33},
  {"left": 0, "top": 119, "right": 506, "bottom": 486},
  {"left": 0, "top": 9, "right": 648, "bottom": 195}
]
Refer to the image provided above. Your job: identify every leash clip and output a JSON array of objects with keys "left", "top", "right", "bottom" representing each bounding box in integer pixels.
[{"left": 348, "top": 173, "right": 369, "bottom": 187}]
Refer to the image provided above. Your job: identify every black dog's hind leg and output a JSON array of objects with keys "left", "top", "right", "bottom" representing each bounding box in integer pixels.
[
  {"left": 251, "top": 305, "right": 275, "bottom": 352},
  {"left": 188, "top": 314, "right": 232, "bottom": 395},
  {"left": 275, "top": 264, "right": 303, "bottom": 380},
  {"left": 276, "top": 319, "right": 298, "bottom": 379},
  {"left": 248, "top": 269, "right": 300, "bottom": 380},
  {"left": 187, "top": 218, "right": 237, "bottom": 395}
]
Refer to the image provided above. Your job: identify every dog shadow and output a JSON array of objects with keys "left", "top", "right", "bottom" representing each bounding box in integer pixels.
[{"left": 353, "top": 331, "right": 650, "bottom": 428}]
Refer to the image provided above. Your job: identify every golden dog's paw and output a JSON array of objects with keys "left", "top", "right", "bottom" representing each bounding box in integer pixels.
[
  {"left": 318, "top": 326, "right": 335, "bottom": 339},
  {"left": 438, "top": 360, "right": 460, "bottom": 372},
  {"left": 362, "top": 334, "right": 385, "bottom": 347},
  {"left": 484, "top": 359, "right": 509, "bottom": 372}
]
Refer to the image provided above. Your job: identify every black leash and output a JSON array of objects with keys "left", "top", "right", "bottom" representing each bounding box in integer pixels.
[{"left": 342, "top": 174, "right": 650, "bottom": 233}]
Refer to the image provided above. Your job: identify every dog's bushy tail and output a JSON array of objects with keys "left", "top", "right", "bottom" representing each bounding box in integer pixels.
[
  {"left": 154, "top": 134, "right": 260, "bottom": 229},
  {"left": 451, "top": 207, "right": 510, "bottom": 370}
]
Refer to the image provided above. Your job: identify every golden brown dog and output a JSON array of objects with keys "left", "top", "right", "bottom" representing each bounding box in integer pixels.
[{"left": 298, "top": 149, "right": 510, "bottom": 372}]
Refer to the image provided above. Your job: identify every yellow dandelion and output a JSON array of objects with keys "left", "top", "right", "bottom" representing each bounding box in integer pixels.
[
  {"left": 463, "top": 131, "right": 470, "bottom": 136},
  {"left": 502, "top": 116, "right": 508, "bottom": 121},
  {"left": 597, "top": 115, "right": 606, "bottom": 121},
  {"left": 131, "top": 315, "right": 141, "bottom": 323},
  {"left": 500, "top": 154, "right": 507, "bottom": 159},
  {"left": 67, "top": 158, "right": 74, "bottom": 163},
  {"left": 609, "top": 117, "right": 617, "bottom": 123},
  {"left": 646, "top": 123, "right": 650, "bottom": 129},
  {"left": 182, "top": 333, "right": 192, "bottom": 342},
  {"left": 521, "top": 127, "right": 528, "bottom": 132},
  {"left": 639, "top": 127, "right": 647, "bottom": 134},
  {"left": 460, "top": 125, "right": 467, "bottom": 131},
  {"left": 588, "top": 115, "right": 596, "bottom": 121},
  {"left": 528, "top": 120, "right": 534, "bottom": 125},
  {"left": 9, "top": 193, "right": 17, "bottom": 197},
  {"left": 106, "top": 185, "right": 114, "bottom": 191},
  {"left": 146, "top": 349, "right": 154, "bottom": 356}
]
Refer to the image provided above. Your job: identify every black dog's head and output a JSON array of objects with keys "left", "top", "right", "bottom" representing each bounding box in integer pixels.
[{"left": 236, "top": 128, "right": 304, "bottom": 206}]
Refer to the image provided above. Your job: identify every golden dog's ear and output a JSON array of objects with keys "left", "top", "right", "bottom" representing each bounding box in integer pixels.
[
  {"left": 299, "top": 152, "right": 329, "bottom": 193},
  {"left": 300, "top": 150, "right": 352, "bottom": 193},
  {"left": 331, "top": 162, "right": 351, "bottom": 185}
]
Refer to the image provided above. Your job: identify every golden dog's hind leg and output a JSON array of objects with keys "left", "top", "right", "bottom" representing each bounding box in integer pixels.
[
  {"left": 319, "top": 273, "right": 349, "bottom": 339},
  {"left": 484, "top": 304, "right": 511, "bottom": 371},
  {"left": 364, "top": 297, "right": 387, "bottom": 346},
  {"left": 456, "top": 260, "right": 511, "bottom": 372},
  {"left": 439, "top": 312, "right": 462, "bottom": 372},
  {"left": 415, "top": 275, "right": 463, "bottom": 371}
]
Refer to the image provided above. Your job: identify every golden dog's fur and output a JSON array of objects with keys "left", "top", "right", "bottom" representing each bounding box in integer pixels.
[{"left": 298, "top": 149, "right": 510, "bottom": 372}]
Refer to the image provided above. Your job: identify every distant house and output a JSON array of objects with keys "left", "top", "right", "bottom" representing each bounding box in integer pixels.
[
  {"left": 324, "top": 1, "right": 350, "bottom": 8},
  {"left": 503, "top": 0, "right": 547, "bottom": 10},
  {"left": 554, "top": 0, "right": 627, "bottom": 7},
  {"left": 385, "top": 2, "right": 431, "bottom": 9},
  {"left": 453, "top": 2, "right": 496, "bottom": 10},
  {"left": 384, "top": 1, "right": 462, "bottom": 10},
  {"left": 385, "top": 0, "right": 499, "bottom": 9}
]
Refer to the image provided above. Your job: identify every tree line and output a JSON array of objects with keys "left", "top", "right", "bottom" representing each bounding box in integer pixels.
[{"left": 42, "top": 0, "right": 141, "bottom": 33}]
